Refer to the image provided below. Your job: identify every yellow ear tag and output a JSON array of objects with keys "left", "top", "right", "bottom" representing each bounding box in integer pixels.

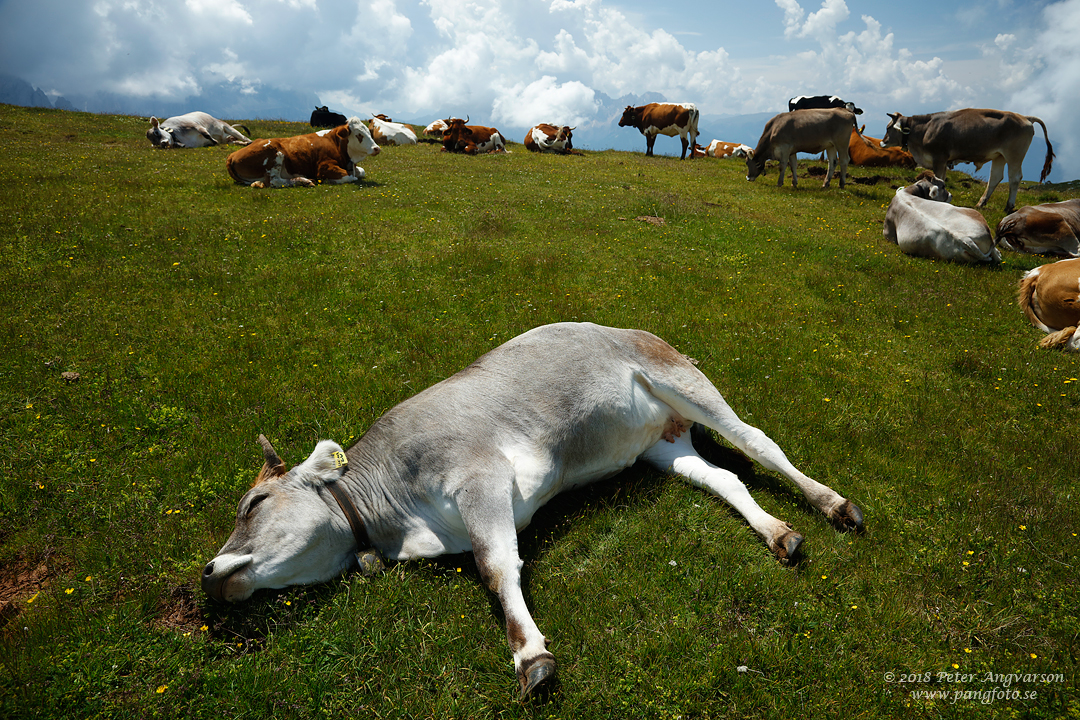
[{"left": 332, "top": 451, "right": 348, "bottom": 469}]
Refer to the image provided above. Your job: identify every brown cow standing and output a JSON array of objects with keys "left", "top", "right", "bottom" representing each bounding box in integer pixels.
[
  {"left": 441, "top": 117, "right": 507, "bottom": 154},
  {"left": 996, "top": 199, "right": 1080, "bottom": 258},
  {"left": 849, "top": 126, "right": 915, "bottom": 168},
  {"left": 879, "top": 108, "right": 1054, "bottom": 212},
  {"left": 618, "top": 103, "right": 699, "bottom": 159},
  {"left": 226, "top": 117, "right": 380, "bottom": 188},
  {"left": 1017, "top": 258, "right": 1080, "bottom": 350},
  {"left": 746, "top": 108, "right": 856, "bottom": 189}
]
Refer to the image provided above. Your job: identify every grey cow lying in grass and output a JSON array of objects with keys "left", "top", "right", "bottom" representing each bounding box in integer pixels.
[{"left": 201, "top": 322, "right": 864, "bottom": 698}]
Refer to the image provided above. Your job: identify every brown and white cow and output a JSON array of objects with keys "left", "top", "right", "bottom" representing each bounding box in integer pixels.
[
  {"left": 201, "top": 322, "right": 863, "bottom": 698},
  {"left": 996, "top": 199, "right": 1080, "bottom": 258},
  {"left": 225, "top": 117, "right": 380, "bottom": 188},
  {"left": 883, "top": 173, "right": 1000, "bottom": 264},
  {"left": 848, "top": 126, "right": 915, "bottom": 168},
  {"left": 705, "top": 140, "right": 752, "bottom": 159},
  {"left": 745, "top": 108, "right": 856, "bottom": 189},
  {"left": 440, "top": 117, "right": 506, "bottom": 154},
  {"left": 369, "top": 115, "right": 418, "bottom": 146},
  {"left": 524, "top": 124, "right": 575, "bottom": 153},
  {"left": 618, "top": 103, "right": 699, "bottom": 159},
  {"left": 146, "top": 111, "right": 251, "bottom": 149},
  {"left": 880, "top": 109, "right": 1054, "bottom": 213},
  {"left": 1018, "top": 258, "right": 1080, "bottom": 350},
  {"left": 423, "top": 118, "right": 452, "bottom": 138}
]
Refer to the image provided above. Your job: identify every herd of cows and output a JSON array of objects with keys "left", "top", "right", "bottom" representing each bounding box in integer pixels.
[{"left": 140, "top": 95, "right": 1080, "bottom": 698}]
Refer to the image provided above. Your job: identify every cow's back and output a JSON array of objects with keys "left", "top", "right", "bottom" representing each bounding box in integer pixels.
[{"left": 922, "top": 109, "right": 1035, "bottom": 163}]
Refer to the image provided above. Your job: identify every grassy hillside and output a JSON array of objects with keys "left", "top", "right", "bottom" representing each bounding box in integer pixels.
[{"left": 0, "top": 105, "right": 1077, "bottom": 719}]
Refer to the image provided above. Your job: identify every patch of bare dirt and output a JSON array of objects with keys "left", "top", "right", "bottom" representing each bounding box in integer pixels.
[
  {"left": 0, "top": 553, "right": 69, "bottom": 627},
  {"left": 154, "top": 583, "right": 204, "bottom": 633}
]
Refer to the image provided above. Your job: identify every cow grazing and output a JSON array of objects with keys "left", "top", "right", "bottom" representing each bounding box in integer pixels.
[
  {"left": 201, "top": 322, "right": 864, "bottom": 698},
  {"left": 310, "top": 106, "right": 348, "bottom": 128},
  {"left": 618, "top": 103, "right": 700, "bottom": 159},
  {"left": 369, "top": 115, "right": 418, "bottom": 146},
  {"left": 789, "top": 95, "right": 863, "bottom": 115},
  {"left": 145, "top": 112, "right": 251, "bottom": 149},
  {"left": 225, "top": 117, "right": 379, "bottom": 188},
  {"left": 706, "top": 140, "right": 752, "bottom": 159},
  {"left": 524, "top": 124, "right": 575, "bottom": 153},
  {"left": 880, "top": 108, "right": 1054, "bottom": 213},
  {"left": 883, "top": 173, "right": 1000, "bottom": 264},
  {"left": 1017, "top": 258, "right": 1080, "bottom": 350},
  {"left": 745, "top": 108, "right": 855, "bottom": 189},
  {"left": 440, "top": 117, "right": 507, "bottom": 154},
  {"left": 996, "top": 199, "right": 1080, "bottom": 258},
  {"left": 848, "top": 126, "right": 916, "bottom": 168}
]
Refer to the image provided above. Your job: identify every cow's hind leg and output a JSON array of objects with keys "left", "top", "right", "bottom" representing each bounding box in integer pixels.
[
  {"left": 642, "top": 367, "right": 863, "bottom": 536},
  {"left": 644, "top": 434, "right": 804, "bottom": 562},
  {"left": 977, "top": 158, "right": 1006, "bottom": 209},
  {"left": 455, "top": 467, "right": 554, "bottom": 698}
]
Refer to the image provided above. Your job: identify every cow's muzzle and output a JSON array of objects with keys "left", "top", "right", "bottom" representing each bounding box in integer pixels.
[{"left": 201, "top": 554, "right": 255, "bottom": 602}]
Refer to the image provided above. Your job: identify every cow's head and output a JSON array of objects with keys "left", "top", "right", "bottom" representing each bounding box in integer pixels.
[
  {"left": 201, "top": 436, "right": 357, "bottom": 602},
  {"left": 904, "top": 172, "right": 951, "bottom": 203},
  {"left": 441, "top": 116, "right": 472, "bottom": 152},
  {"left": 880, "top": 112, "right": 909, "bottom": 149},
  {"left": 557, "top": 125, "right": 574, "bottom": 150},
  {"left": 618, "top": 106, "right": 641, "bottom": 128},
  {"left": 146, "top": 117, "right": 175, "bottom": 148},
  {"left": 345, "top": 116, "right": 381, "bottom": 161},
  {"left": 745, "top": 152, "right": 767, "bottom": 182}
]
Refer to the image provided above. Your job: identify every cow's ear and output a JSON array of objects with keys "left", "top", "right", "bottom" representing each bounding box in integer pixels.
[
  {"left": 254, "top": 434, "right": 287, "bottom": 485},
  {"left": 150, "top": 117, "right": 159, "bottom": 128},
  {"left": 295, "top": 440, "right": 349, "bottom": 484}
]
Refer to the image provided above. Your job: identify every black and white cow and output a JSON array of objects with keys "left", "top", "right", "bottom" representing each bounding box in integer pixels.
[
  {"left": 788, "top": 95, "right": 863, "bottom": 115},
  {"left": 201, "top": 322, "right": 863, "bottom": 698}
]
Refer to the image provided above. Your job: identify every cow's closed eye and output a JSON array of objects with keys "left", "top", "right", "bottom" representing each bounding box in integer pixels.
[{"left": 245, "top": 494, "right": 269, "bottom": 517}]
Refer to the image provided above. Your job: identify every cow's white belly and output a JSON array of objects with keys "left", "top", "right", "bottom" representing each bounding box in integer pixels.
[{"left": 648, "top": 123, "right": 687, "bottom": 138}]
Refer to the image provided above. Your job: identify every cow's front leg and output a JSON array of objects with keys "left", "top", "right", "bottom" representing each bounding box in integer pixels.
[
  {"left": 977, "top": 158, "right": 1007, "bottom": 209},
  {"left": 318, "top": 160, "right": 358, "bottom": 185},
  {"left": 455, "top": 473, "right": 555, "bottom": 698},
  {"left": 645, "top": 132, "right": 656, "bottom": 157}
]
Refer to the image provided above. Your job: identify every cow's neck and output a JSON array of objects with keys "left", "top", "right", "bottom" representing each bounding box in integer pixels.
[{"left": 326, "top": 480, "right": 372, "bottom": 551}]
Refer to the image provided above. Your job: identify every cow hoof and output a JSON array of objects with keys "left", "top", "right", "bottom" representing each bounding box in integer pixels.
[
  {"left": 518, "top": 653, "right": 556, "bottom": 700},
  {"left": 773, "top": 530, "right": 804, "bottom": 564},
  {"left": 831, "top": 500, "right": 865, "bottom": 532}
]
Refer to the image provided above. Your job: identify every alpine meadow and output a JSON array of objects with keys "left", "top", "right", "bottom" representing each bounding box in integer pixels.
[{"left": 0, "top": 105, "right": 1077, "bottom": 719}]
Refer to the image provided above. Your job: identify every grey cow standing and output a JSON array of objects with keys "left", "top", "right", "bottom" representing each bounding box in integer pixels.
[{"left": 202, "top": 323, "right": 863, "bottom": 698}]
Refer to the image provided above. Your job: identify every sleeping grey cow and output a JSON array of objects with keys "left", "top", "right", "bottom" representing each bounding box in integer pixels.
[
  {"left": 146, "top": 111, "right": 252, "bottom": 148},
  {"left": 201, "top": 322, "right": 863, "bottom": 697},
  {"left": 883, "top": 173, "right": 1000, "bottom": 264}
]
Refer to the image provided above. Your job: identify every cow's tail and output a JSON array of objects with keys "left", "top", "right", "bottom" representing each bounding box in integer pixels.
[
  {"left": 1040, "top": 327, "right": 1080, "bottom": 350},
  {"left": 688, "top": 105, "right": 700, "bottom": 144},
  {"left": 1017, "top": 267, "right": 1054, "bottom": 333},
  {"left": 1028, "top": 116, "right": 1054, "bottom": 183}
]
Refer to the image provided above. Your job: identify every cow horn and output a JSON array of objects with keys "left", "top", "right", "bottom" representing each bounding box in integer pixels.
[
  {"left": 254, "top": 434, "right": 287, "bottom": 484},
  {"left": 464, "top": 115, "right": 470, "bottom": 124}
]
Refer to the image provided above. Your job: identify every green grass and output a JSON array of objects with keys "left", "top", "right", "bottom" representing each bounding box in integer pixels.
[{"left": 1, "top": 104, "right": 1077, "bottom": 719}]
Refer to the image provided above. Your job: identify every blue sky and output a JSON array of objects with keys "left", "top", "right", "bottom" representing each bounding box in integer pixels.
[{"left": 1, "top": 0, "right": 1077, "bottom": 180}]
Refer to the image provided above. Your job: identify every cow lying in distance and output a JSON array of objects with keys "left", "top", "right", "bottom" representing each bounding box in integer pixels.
[
  {"left": 440, "top": 117, "right": 506, "bottom": 154},
  {"left": 369, "top": 115, "right": 417, "bottom": 146},
  {"left": 146, "top": 112, "right": 251, "bottom": 149},
  {"left": 706, "top": 140, "right": 752, "bottom": 159},
  {"left": 524, "top": 124, "right": 575, "bottom": 153},
  {"left": 849, "top": 126, "right": 915, "bottom": 168},
  {"left": 201, "top": 322, "right": 864, "bottom": 698},
  {"left": 883, "top": 173, "right": 1000, "bottom": 264},
  {"left": 225, "top": 117, "right": 379, "bottom": 188},
  {"left": 1018, "top": 258, "right": 1080, "bottom": 350},
  {"left": 618, "top": 102, "right": 699, "bottom": 159},
  {"left": 310, "top": 106, "right": 348, "bottom": 128},
  {"left": 880, "top": 108, "right": 1054, "bottom": 213},
  {"left": 746, "top": 108, "right": 856, "bottom": 189},
  {"left": 996, "top": 199, "right": 1080, "bottom": 258}
]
